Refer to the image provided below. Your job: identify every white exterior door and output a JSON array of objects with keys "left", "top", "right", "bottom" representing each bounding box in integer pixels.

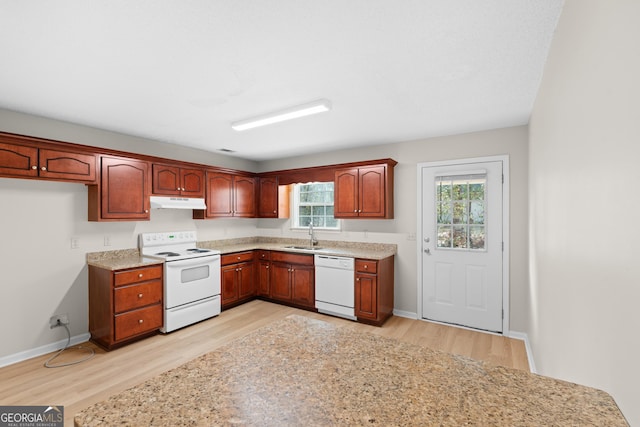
[{"left": 419, "top": 159, "right": 504, "bottom": 333}]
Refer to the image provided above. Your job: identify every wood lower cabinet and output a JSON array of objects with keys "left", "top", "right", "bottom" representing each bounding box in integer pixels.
[
  {"left": 89, "top": 264, "right": 163, "bottom": 350},
  {"left": 0, "top": 138, "right": 96, "bottom": 182},
  {"left": 256, "top": 250, "right": 271, "bottom": 297},
  {"left": 269, "top": 251, "right": 315, "bottom": 309},
  {"left": 221, "top": 251, "right": 255, "bottom": 309},
  {"left": 152, "top": 163, "right": 205, "bottom": 198},
  {"left": 354, "top": 256, "right": 395, "bottom": 326},
  {"left": 88, "top": 155, "right": 151, "bottom": 221}
]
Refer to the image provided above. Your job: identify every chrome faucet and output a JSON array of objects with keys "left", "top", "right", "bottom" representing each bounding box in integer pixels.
[{"left": 309, "top": 222, "right": 318, "bottom": 247}]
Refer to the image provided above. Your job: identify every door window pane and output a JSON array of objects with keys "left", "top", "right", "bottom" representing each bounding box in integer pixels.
[{"left": 435, "top": 176, "right": 486, "bottom": 250}]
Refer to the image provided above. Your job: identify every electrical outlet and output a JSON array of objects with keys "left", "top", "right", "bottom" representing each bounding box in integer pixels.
[
  {"left": 407, "top": 232, "right": 416, "bottom": 241},
  {"left": 70, "top": 237, "right": 79, "bottom": 249},
  {"left": 104, "top": 235, "right": 111, "bottom": 246},
  {"left": 50, "top": 314, "right": 69, "bottom": 329}
]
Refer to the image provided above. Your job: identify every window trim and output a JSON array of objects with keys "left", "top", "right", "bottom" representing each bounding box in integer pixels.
[{"left": 290, "top": 182, "right": 341, "bottom": 231}]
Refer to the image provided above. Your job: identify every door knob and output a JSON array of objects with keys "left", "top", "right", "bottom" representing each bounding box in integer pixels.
[{"left": 424, "top": 248, "right": 431, "bottom": 255}]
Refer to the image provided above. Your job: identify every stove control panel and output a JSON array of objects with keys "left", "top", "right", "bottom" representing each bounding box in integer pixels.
[{"left": 140, "top": 231, "right": 197, "bottom": 247}]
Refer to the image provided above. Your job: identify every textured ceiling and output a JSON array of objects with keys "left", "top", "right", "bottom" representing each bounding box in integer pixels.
[{"left": 0, "top": 1, "right": 564, "bottom": 161}]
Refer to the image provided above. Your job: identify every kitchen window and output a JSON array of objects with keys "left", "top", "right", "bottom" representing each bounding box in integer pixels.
[{"left": 292, "top": 182, "right": 340, "bottom": 230}]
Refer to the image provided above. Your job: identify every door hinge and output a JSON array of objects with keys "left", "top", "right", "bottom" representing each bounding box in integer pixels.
[
  {"left": 502, "top": 174, "right": 504, "bottom": 184},
  {"left": 502, "top": 241, "right": 504, "bottom": 251},
  {"left": 502, "top": 309, "right": 504, "bottom": 319}
]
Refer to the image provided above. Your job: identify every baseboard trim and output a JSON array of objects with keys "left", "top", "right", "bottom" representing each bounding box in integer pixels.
[
  {"left": 0, "top": 332, "right": 91, "bottom": 368},
  {"left": 508, "top": 330, "right": 536, "bottom": 373},
  {"left": 393, "top": 309, "right": 418, "bottom": 319}
]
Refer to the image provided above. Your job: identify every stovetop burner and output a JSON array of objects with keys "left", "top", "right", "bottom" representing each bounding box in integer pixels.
[
  {"left": 156, "top": 251, "right": 181, "bottom": 257},
  {"left": 186, "top": 248, "right": 210, "bottom": 253}
]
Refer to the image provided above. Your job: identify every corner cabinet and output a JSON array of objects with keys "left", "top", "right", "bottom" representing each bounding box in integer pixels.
[
  {"left": 88, "top": 264, "right": 163, "bottom": 350},
  {"left": 88, "top": 156, "right": 151, "bottom": 221},
  {"left": 194, "top": 171, "right": 256, "bottom": 219},
  {"left": 334, "top": 161, "right": 396, "bottom": 219},
  {"left": 355, "top": 256, "right": 395, "bottom": 326},
  {"left": 152, "top": 163, "right": 205, "bottom": 198}
]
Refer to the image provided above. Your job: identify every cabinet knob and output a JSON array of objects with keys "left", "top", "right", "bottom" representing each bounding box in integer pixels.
[
  {"left": 359, "top": 209, "right": 362, "bottom": 213},
  {"left": 273, "top": 210, "right": 276, "bottom": 214},
  {"left": 364, "top": 265, "right": 368, "bottom": 269},
  {"left": 145, "top": 209, "right": 149, "bottom": 213},
  {"left": 354, "top": 210, "right": 357, "bottom": 213},
  {"left": 356, "top": 278, "right": 360, "bottom": 281},
  {"left": 138, "top": 273, "right": 143, "bottom": 278},
  {"left": 177, "top": 187, "right": 181, "bottom": 191},
  {"left": 138, "top": 319, "right": 144, "bottom": 324},
  {"left": 238, "top": 267, "right": 242, "bottom": 271},
  {"left": 138, "top": 293, "right": 143, "bottom": 298},
  {"left": 31, "top": 165, "right": 37, "bottom": 170},
  {"left": 266, "top": 265, "right": 269, "bottom": 269},
  {"left": 41, "top": 166, "right": 47, "bottom": 171}
]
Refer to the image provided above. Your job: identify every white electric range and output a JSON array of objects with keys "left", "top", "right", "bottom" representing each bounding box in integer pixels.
[{"left": 139, "top": 231, "right": 221, "bottom": 332}]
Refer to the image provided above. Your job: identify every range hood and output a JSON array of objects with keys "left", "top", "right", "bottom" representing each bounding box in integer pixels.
[{"left": 150, "top": 196, "right": 206, "bottom": 210}]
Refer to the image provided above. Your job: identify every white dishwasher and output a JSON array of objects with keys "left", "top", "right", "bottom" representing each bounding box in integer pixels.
[{"left": 315, "top": 255, "right": 356, "bottom": 320}]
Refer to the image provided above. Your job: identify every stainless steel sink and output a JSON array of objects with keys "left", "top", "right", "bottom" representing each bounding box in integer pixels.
[{"left": 284, "top": 246, "right": 325, "bottom": 251}]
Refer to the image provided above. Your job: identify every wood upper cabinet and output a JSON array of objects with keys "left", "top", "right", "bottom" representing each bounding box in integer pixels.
[
  {"left": 197, "top": 171, "right": 256, "bottom": 218},
  {"left": 152, "top": 163, "right": 204, "bottom": 198},
  {"left": 0, "top": 140, "right": 96, "bottom": 182},
  {"left": 334, "top": 163, "right": 394, "bottom": 219},
  {"left": 88, "top": 156, "right": 151, "bottom": 221},
  {"left": 258, "top": 177, "right": 279, "bottom": 218}
]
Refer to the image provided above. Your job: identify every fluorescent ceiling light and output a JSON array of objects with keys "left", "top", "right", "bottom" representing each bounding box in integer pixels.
[{"left": 231, "top": 99, "right": 331, "bottom": 131}]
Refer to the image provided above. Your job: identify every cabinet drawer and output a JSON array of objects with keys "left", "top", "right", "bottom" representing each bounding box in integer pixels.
[
  {"left": 114, "top": 304, "right": 162, "bottom": 341},
  {"left": 221, "top": 251, "right": 254, "bottom": 265},
  {"left": 271, "top": 251, "right": 314, "bottom": 266},
  {"left": 256, "top": 250, "right": 271, "bottom": 261},
  {"left": 355, "top": 259, "right": 377, "bottom": 274},
  {"left": 114, "top": 280, "right": 162, "bottom": 313},
  {"left": 114, "top": 265, "right": 162, "bottom": 287}
]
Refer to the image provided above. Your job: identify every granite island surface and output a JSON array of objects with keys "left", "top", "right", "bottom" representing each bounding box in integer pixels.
[{"left": 74, "top": 315, "right": 628, "bottom": 426}]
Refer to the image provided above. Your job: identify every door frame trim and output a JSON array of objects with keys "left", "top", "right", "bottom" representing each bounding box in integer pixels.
[{"left": 416, "top": 155, "right": 510, "bottom": 334}]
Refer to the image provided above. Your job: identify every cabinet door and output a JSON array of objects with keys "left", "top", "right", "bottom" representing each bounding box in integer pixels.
[
  {"left": 257, "top": 260, "right": 271, "bottom": 297},
  {"left": 180, "top": 168, "right": 205, "bottom": 198},
  {"left": 100, "top": 156, "right": 150, "bottom": 220},
  {"left": 0, "top": 142, "right": 38, "bottom": 177},
  {"left": 334, "top": 168, "right": 359, "bottom": 217},
  {"left": 291, "top": 265, "right": 315, "bottom": 308},
  {"left": 270, "top": 262, "right": 292, "bottom": 301},
  {"left": 355, "top": 273, "right": 378, "bottom": 320},
  {"left": 233, "top": 175, "right": 256, "bottom": 217},
  {"left": 221, "top": 264, "right": 239, "bottom": 305},
  {"left": 39, "top": 149, "right": 96, "bottom": 182},
  {"left": 152, "top": 164, "right": 181, "bottom": 195},
  {"left": 258, "top": 177, "right": 279, "bottom": 218},
  {"left": 237, "top": 262, "right": 255, "bottom": 300},
  {"left": 206, "top": 172, "right": 234, "bottom": 217},
  {"left": 358, "top": 165, "right": 386, "bottom": 217}
]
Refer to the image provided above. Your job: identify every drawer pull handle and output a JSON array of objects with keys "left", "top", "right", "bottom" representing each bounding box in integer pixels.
[
  {"left": 138, "top": 273, "right": 143, "bottom": 278},
  {"left": 31, "top": 165, "right": 37, "bottom": 170},
  {"left": 138, "top": 293, "right": 143, "bottom": 298},
  {"left": 41, "top": 166, "right": 47, "bottom": 171},
  {"left": 138, "top": 319, "right": 144, "bottom": 324}
]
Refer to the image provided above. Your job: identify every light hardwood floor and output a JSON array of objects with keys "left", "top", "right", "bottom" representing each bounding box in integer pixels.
[{"left": 0, "top": 300, "right": 529, "bottom": 426}]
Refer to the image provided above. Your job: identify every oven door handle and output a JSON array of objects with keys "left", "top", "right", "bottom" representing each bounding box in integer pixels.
[{"left": 166, "top": 255, "right": 220, "bottom": 269}]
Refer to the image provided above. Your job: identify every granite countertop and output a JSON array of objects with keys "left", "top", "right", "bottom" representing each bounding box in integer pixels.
[
  {"left": 199, "top": 236, "right": 397, "bottom": 260},
  {"left": 75, "top": 315, "right": 628, "bottom": 426},
  {"left": 86, "top": 237, "right": 397, "bottom": 270},
  {"left": 86, "top": 249, "right": 163, "bottom": 271}
]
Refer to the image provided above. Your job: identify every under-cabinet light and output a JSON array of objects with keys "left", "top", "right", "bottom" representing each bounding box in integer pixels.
[{"left": 231, "top": 99, "right": 331, "bottom": 131}]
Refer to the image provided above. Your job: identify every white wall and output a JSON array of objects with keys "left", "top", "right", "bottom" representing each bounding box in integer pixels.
[
  {"left": 529, "top": 1, "right": 640, "bottom": 424},
  {"left": 0, "top": 108, "right": 259, "bottom": 360},
  {"left": 259, "top": 125, "right": 529, "bottom": 332}
]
